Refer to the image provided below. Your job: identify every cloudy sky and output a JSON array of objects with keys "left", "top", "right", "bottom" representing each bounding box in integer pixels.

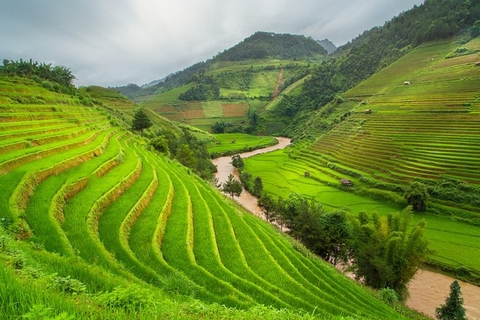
[{"left": 1, "top": 0, "right": 423, "bottom": 87}]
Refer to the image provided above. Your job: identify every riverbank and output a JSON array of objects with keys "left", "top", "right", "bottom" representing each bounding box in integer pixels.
[{"left": 212, "top": 137, "right": 480, "bottom": 319}]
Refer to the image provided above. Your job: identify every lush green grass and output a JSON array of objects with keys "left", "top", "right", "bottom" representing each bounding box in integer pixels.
[
  {"left": 244, "top": 37, "right": 480, "bottom": 280},
  {"left": 0, "top": 76, "right": 413, "bottom": 319},
  {"left": 207, "top": 133, "right": 277, "bottom": 156},
  {"left": 139, "top": 59, "right": 321, "bottom": 131}
]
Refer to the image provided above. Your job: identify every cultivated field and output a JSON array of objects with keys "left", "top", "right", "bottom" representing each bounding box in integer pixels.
[
  {"left": 244, "top": 38, "right": 480, "bottom": 280},
  {"left": 0, "top": 76, "right": 407, "bottom": 318}
]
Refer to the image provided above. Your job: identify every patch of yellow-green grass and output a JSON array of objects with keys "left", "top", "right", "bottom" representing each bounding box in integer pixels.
[
  {"left": 207, "top": 133, "right": 277, "bottom": 156},
  {"left": 202, "top": 101, "right": 224, "bottom": 118}
]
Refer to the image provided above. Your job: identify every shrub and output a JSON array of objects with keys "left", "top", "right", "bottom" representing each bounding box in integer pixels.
[
  {"left": 162, "top": 273, "right": 196, "bottom": 296},
  {"left": 51, "top": 275, "right": 87, "bottom": 295},
  {"left": 96, "top": 285, "right": 156, "bottom": 312},
  {"left": 379, "top": 287, "right": 399, "bottom": 305}
]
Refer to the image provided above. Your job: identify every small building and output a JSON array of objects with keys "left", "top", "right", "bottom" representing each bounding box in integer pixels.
[
  {"left": 475, "top": 62, "right": 480, "bottom": 67},
  {"left": 340, "top": 178, "right": 353, "bottom": 187},
  {"left": 403, "top": 81, "right": 411, "bottom": 85},
  {"left": 364, "top": 109, "right": 372, "bottom": 114}
]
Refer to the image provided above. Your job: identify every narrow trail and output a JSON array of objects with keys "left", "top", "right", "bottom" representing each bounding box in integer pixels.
[
  {"left": 212, "top": 137, "right": 480, "bottom": 319},
  {"left": 271, "top": 68, "right": 285, "bottom": 101}
]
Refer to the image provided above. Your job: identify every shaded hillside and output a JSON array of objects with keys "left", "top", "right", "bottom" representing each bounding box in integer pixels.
[{"left": 317, "top": 39, "right": 337, "bottom": 54}]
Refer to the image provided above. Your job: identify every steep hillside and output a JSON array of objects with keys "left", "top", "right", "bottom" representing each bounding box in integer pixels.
[
  {"left": 0, "top": 75, "right": 411, "bottom": 318},
  {"left": 140, "top": 58, "right": 321, "bottom": 132},
  {"left": 244, "top": 36, "right": 480, "bottom": 284}
]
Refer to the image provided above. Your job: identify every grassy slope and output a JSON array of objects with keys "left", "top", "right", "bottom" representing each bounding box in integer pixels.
[
  {"left": 244, "top": 37, "right": 480, "bottom": 279},
  {"left": 139, "top": 60, "right": 319, "bottom": 132},
  {"left": 0, "top": 76, "right": 410, "bottom": 319}
]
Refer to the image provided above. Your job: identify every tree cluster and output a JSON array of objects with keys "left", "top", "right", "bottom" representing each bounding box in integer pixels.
[
  {"left": 149, "top": 128, "right": 216, "bottom": 180},
  {"left": 222, "top": 174, "right": 242, "bottom": 198},
  {"left": 0, "top": 59, "right": 75, "bottom": 88},
  {"left": 257, "top": 194, "right": 429, "bottom": 299},
  {"left": 179, "top": 73, "right": 219, "bottom": 101},
  {"left": 215, "top": 32, "right": 327, "bottom": 61},
  {"left": 131, "top": 109, "right": 153, "bottom": 131},
  {"left": 435, "top": 280, "right": 466, "bottom": 320}
]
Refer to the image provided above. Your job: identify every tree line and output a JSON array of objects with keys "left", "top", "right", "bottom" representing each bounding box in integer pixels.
[
  {"left": 131, "top": 109, "right": 217, "bottom": 180},
  {"left": 276, "top": 0, "right": 480, "bottom": 138},
  {"left": 257, "top": 193, "right": 429, "bottom": 300},
  {"left": 0, "top": 59, "right": 75, "bottom": 88}
]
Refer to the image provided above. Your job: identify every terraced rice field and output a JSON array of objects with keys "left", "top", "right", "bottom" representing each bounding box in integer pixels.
[
  {"left": 0, "top": 76, "right": 406, "bottom": 319},
  {"left": 244, "top": 38, "right": 480, "bottom": 275}
]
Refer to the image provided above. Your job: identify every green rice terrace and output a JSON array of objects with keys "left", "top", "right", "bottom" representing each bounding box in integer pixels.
[
  {"left": 0, "top": 77, "right": 416, "bottom": 318},
  {"left": 139, "top": 59, "right": 318, "bottom": 132},
  {"left": 244, "top": 37, "right": 480, "bottom": 282}
]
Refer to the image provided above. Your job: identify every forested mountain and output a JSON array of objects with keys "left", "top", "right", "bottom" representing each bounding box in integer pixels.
[
  {"left": 113, "top": 32, "right": 326, "bottom": 100},
  {"left": 215, "top": 31, "right": 327, "bottom": 61},
  {"left": 273, "top": 0, "right": 480, "bottom": 138}
]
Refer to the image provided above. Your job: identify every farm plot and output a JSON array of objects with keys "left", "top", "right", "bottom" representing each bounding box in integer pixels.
[
  {"left": 207, "top": 133, "right": 277, "bottom": 156},
  {"left": 243, "top": 37, "right": 480, "bottom": 277},
  {"left": 0, "top": 76, "right": 409, "bottom": 319}
]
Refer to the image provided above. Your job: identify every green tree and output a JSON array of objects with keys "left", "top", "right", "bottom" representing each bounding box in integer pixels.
[
  {"left": 252, "top": 176, "right": 263, "bottom": 197},
  {"left": 258, "top": 194, "right": 277, "bottom": 222},
  {"left": 231, "top": 154, "right": 244, "bottom": 171},
  {"left": 131, "top": 109, "right": 153, "bottom": 131},
  {"left": 222, "top": 174, "right": 242, "bottom": 198},
  {"left": 435, "top": 280, "right": 466, "bottom": 320},
  {"left": 350, "top": 207, "right": 429, "bottom": 299},
  {"left": 404, "top": 181, "right": 429, "bottom": 212},
  {"left": 175, "top": 144, "right": 195, "bottom": 168}
]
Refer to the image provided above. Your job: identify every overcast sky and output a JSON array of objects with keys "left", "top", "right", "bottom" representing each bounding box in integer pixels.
[{"left": 0, "top": 0, "right": 424, "bottom": 87}]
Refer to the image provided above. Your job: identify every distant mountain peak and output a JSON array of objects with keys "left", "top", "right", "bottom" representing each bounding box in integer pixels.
[
  {"left": 215, "top": 31, "right": 328, "bottom": 61},
  {"left": 317, "top": 39, "right": 337, "bottom": 54}
]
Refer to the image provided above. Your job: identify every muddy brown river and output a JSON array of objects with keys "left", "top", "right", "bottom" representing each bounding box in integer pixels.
[{"left": 212, "top": 137, "right": 480, "bottom": 319}]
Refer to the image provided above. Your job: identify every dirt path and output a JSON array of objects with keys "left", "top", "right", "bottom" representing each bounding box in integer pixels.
[
  {"left": 212, "top": 138, "right": 480, "bottom": 319},
  {"left": 271, "top": 68, "right": 285, "bottom": 101}
]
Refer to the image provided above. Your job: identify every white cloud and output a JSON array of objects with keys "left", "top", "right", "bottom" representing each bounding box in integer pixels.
[{"left": 0, "top": 0, "right": 424, "bottom": 86}]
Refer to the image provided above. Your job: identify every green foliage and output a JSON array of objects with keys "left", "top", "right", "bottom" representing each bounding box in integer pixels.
[
  {"left": 404, "top": 182, "right": 429, "bottom": 212},
  {"left": 231, "top": 154, "right": 244, "bottom": 171},
  {"left": 179, "top": 73, "right": 219, "bottom": 101},
  {"left": 162, "top": 273, "right": 196, "bottom": 296},
  {"left": 131, "top": 109, "right": 153, "bottom": 131},
  {"left": 96, "top": 285, "right": 156, "bottom": 312},
  {"left": 274, "top": 195, "right": 352, "bottom": 264},
  {"left": 222, "top": 174, "right": 242, "bottom": 198},
  {"left": 148, "top": 128, "right": 216, "bottom": 179},
  {"left": 252, "top": 176, "right": 263, "bottom": 197},
  {"left": 51, "top": 275, "right": 87, "bottom": 295},
  {"left": 22, "top": 304, "right": 74, "bottom": 320},
  {"left": 428, "top": 177, "right": 480, "bottom": 208},
  {"left": 379, "top": 287, "right": 399, "bottom": 306},
  {"left": 1, "top": 59, "right": 75, "bottom": 88},
  {"left": 350, "top": 207, "right": 429, "bottom": 299},
  {"left": 216, "top": 32, "right": 327, "bottom": 61},
  {"left": 435, "top": 280, "right": 466, "bottom": 320}
]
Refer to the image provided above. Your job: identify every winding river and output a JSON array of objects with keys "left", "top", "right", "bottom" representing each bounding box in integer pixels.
[{"left": 212, "top": 137, "right": 480, "bottom": 319}]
